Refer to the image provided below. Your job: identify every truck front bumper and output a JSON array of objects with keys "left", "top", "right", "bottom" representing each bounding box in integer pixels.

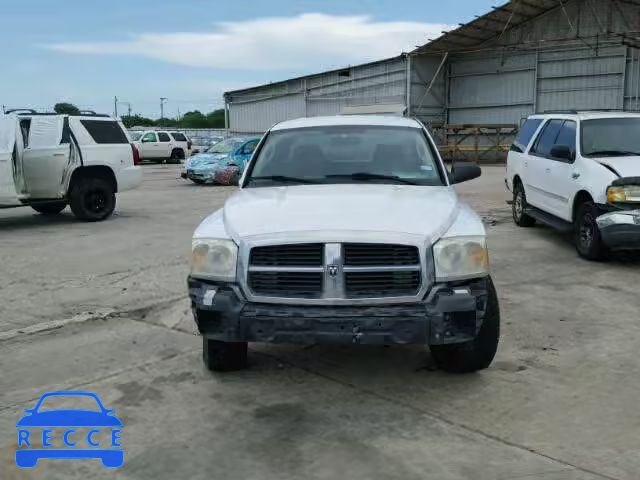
[
  {"left": 597, "top": 209, "right": 640, "bottom": 250},
  {"left": 188, "top": 277, "right": 492, "bottom": 346}
]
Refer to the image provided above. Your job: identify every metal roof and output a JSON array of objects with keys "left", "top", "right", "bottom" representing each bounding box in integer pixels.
[{"left": 415, "top": 0, "right": 588, "bottom": 54}]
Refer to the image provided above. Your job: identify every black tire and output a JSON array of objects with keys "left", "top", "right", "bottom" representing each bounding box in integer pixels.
[
  {"left": 170, "top": 149, "right": 184, "bottom": 164},
  {"left": 31, "top": 202, "right": 67, "bottom": 215},
  {"left": 574, "top": 201, "right": 607, "bottom": 261},
  {"left": 512, "top": 182, "right": 536, "bottom": 227},
  {"left": 203, "top": 337, "right": 248, "bottom": 372},
  {"left": 430, "top": 277, "right": 500, "bottom": 373},
  {"left": 69, "top": 178, "right": 116, "bottom": 222}
]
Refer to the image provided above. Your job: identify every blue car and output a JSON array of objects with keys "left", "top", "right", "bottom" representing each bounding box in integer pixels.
[
  {"left": 182, "top": 137, "right": 260, "bottom": 184},
  {"left": 16, "top": 391, "right": 123, "bottom": 468}
]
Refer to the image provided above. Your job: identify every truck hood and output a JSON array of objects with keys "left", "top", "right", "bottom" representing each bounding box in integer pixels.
[
  {"left": 596, "top": 157, "right": 640, "bottom": 178},
  {"left": 220, "top": 184, "right": 461, "bottom": 243}
]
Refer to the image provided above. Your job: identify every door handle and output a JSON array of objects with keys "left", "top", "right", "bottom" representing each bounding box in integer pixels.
[
  {"left": 545, "top": 168, "right": 551, "bottom": 173},
  {"left": 53, "top": 153, "right": 65, "bottom": 157},
  {"left": 571, "top": 172, "right": 580, "bottom": 179}
]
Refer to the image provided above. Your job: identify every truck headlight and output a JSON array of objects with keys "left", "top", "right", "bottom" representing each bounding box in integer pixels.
[
  {"left": 191, "top": 238, "right": 238, "bottom": 282},
  {"left": 608, "top": 185, "right": 640, "bottom": 203},
  {"left": 433, "top": 236, "right": 489, "bottom": 281}
]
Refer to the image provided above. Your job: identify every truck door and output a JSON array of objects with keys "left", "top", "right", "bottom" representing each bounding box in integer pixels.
[
  {"left": 525, "top": 119, "right": 563, "bottom": 212},
  {"left": 0, "top": 116, "right": 20, "bottom": 206},
  {"left": 139, "top": 132, "right": 163, "bottom": 159},
  {"left": 21, "top": 115, "right": 70, "bottom": 199}
]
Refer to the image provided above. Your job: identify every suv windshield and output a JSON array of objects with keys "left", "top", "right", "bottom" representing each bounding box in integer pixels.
[
  {"left": 246, "top": 126, "right": 443, "bottom": 186},
  {"left": 581, "top": 118, "right": 640, "bottom": 157},
  {"left": 207, "top": 138, "right": 242, "bottom": 154}
]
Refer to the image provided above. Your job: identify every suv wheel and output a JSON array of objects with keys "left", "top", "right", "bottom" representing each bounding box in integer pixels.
[
  {"left": 69, "top": 178, "right": 116, "bottom": 222},
  {"left": 169, "top": 149, "right": 184, "bottom": 164},
  {"left": 203, "top": 337, "right": 248, "bottom": 371},
  {"left": 31, "top": 202, "right": 67, "bottom": 215},
  {"left": 430, "top": 277, "right": 500, "bottom": 373},
  {"left": 575, "top": 202, "right": 606, "bottom": 260},
  {"left": 512, "top": 183, "right": 535, "bottom": 227}
]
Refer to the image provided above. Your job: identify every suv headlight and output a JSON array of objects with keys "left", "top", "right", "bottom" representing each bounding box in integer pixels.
[
  {"left": 607, "top": 185, "right": 640, "bottom": 203},
  {"left": 191, "top": 238, "right": 238, "bottom": 282},
  {"left": 433, "top": 236, "right": 489, "bottom": 281}
]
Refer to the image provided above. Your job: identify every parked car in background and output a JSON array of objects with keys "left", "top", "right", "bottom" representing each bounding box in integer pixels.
[
  {"left": 507, "top": 111, "right": 640, "bottom": 260},
  {"left": 182, "top": 137, "right": 260, "bottom": 184},
  {"left": 191, "top": 136, "right": 224, "bottom": 155},
  {"left": 133, "top": 130, "right": 191, "bottom": 163},
  {"left": 0, "top": 110, "right": 141, "bottom": 221},
  {"left": 129, "top": 131, "right": 142, "bottom": 141},
  {"left": 188, "top": 115, "right": 498, "bottom": 373}
]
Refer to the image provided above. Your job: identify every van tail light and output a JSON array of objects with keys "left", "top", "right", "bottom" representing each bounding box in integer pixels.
[{"left": 131, "top": 143, "right": 141, "bottom": 165}]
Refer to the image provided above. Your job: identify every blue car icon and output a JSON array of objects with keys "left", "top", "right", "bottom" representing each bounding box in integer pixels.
[{"left": 16, "top": 391, "right": 123, "bottom": 468}]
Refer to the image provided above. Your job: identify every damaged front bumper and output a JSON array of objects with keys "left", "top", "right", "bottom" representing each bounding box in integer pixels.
[
  {"left": 597, "top": 209, "right": 640, "bottom": 250},
  {"left": 188, "top": 276, "right": 492, "bottom": 346}
]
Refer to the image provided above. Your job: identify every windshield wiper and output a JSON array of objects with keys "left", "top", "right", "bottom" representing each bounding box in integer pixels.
[
  {"left": 325, "top": 173, "right": 418, "bottom": 185},
  {"left": 586, "top": 150, "right": 640, "bottom": 157},
  {"left": 248, "top": 175, "right": 320, "bottom": 184}
]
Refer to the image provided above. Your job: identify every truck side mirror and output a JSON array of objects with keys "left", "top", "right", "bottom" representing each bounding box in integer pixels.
[{"left": 451, "top": 163, "right": 482, "bottom": 184}]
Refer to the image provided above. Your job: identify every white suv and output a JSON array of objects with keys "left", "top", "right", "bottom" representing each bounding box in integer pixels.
[
  {"left": 133, "top": 130, "right": 191, "bottom": 163},
  {"left": 0, "top": 110, "right": 141, "bottom": 221},
  {"left": 506, "top": 111, "right": 640, "bottom": 260}
]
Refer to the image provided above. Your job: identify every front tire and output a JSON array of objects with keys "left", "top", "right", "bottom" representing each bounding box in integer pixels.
[
  {"left": 203, "top": 337, "right": 248, "bottom": 371},
  {"left": 69, "top": 178, "right": 116, "bottom": 222},
  {"left": 31, "top": 202, "right": 67, "bottom": 215},
  {"left": 513, "top": 182, "right": 536, "bottom": 227},
  {"left": 430, "top": 277, "right": 500, "bottom": 373},
  {"left": 575, "top": 202, "right": 606, "bottom": 261}
]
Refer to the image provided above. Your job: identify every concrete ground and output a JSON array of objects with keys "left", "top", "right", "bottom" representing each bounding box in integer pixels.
[{"left": 1, "top": 165, "right": 638, "bottom": 480}]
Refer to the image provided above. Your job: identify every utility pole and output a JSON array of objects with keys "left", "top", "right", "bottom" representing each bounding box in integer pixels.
[
  {"left": 114, "top": 96, "right": 118, "bottom": 118},
  {"left": 160, "top": 97, "right": 167, "bottom": 125}
]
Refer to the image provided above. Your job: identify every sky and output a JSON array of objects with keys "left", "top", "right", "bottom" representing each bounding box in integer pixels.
[{"left": 1, "top": 0, "right": 496, "bottom": 118}]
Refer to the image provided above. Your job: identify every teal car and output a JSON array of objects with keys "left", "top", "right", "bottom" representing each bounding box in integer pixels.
[{"left": 183, "top": 137, "right": 260, "bottom": 185}]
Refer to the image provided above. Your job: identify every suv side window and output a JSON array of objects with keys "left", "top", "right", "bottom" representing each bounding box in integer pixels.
[
  {"left": 170, "top": 132, "right": 187, "bottom": 142},
  {"left": 158, "top": 132, "right": 171, "bottom": 142},
  {"left": 80, "top": 120, "right": 129, "bottom": 144},
  {"left": 531, "top": 119, "right": 563, "bottom": 157},
  {"left": 511, "top": 118, "right": 543, "bottom": 153},
  {"left": 553, "top": 120, "right": 577, "bottom": 159},
  {"left": 142, "top": 132, "right": 157, "bottom": 142}
]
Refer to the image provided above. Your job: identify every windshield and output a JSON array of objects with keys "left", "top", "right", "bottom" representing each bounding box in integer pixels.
[
  {"left": 245, "top": 126, "right": 443, "bottom": 186},
  {"left": 581, "top": 118, "right": 640, "bottom": 157},
  {"left": 207, "top": 138, "right": 242, "bottom": 154},
  {"left": 129, "top": 132, "right": 142, "bottom": 141}
]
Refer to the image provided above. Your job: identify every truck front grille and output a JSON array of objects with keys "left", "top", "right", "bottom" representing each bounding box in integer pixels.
[
  {"left": 246, "top": 242, "right": 423, "bottom": 301},
  {"left": 248, "top": 272, "right": 323, "bottom": 298},
  {"left": 343, "top": 243, "right": 419, "bottom": 266},
  {"left": 345, "top": 271, "right": 421, "bottom": 298}
]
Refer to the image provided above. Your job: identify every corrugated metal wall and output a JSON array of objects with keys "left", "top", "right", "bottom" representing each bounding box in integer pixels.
[{"left": 227, "top": 57, "right": 407, "bottom": 133}]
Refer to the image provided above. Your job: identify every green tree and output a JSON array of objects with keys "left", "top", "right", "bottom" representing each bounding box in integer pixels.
[
  {"left": 180, "top": 110, "right": 209, "bottom": 128},
  {"left": 53, "top": 102, "right": 81, "bottom": 115},
  {"left": 121, "top": 114, "right": 155, "bottom": 128},
  {"left": 205, "top": 109, "right": 226, "bottom": 128}
]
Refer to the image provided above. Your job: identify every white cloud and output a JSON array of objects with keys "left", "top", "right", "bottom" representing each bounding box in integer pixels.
[{"left": 43, "top": 14, "right": 450, "bottom": 70}]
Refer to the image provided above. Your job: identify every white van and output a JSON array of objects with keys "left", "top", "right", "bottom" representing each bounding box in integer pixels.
[{"left": 0, "top": 110, "right": 141, "bottom": 221}]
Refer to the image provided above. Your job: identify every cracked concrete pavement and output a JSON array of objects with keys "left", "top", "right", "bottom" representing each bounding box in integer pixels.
[{"left": 1, "top": 164, "right": 639, "bottom": 479}]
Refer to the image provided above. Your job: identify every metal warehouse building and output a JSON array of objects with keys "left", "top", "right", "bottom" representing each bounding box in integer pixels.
[{"left": 224, "top": 0, "right": 640, "bottom": 160}]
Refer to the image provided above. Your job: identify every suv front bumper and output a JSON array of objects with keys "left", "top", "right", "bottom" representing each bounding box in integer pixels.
[
  {"left": 597, "top": 209, "right": 640, "bottom": 250},
  {"left": 188, "top": 277, "right": 492, "bottom": 346}
]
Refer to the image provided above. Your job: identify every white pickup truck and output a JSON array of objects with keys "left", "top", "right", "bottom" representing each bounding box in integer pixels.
[
  {"left": 187, "top": 115, "right": 500, "bottom": 373},
  {"left": 0, "top": 110, "right": 142, "bottom": 221}
]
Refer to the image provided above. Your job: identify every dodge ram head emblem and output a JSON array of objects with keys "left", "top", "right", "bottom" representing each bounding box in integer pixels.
[{"left": 327, "top": 265, "right": 339, "bottom": 277}]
